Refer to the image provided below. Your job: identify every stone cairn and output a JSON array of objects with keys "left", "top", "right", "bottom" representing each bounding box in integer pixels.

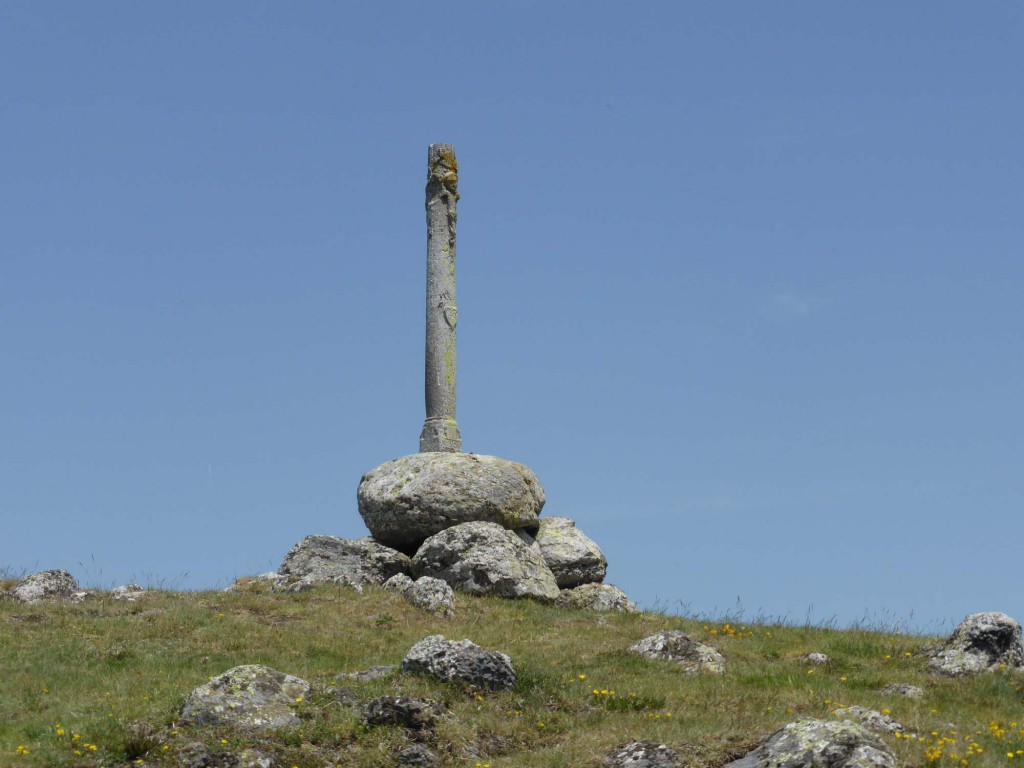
[{"left": 269, "top": 145, "right": 632, "bottom": 611}]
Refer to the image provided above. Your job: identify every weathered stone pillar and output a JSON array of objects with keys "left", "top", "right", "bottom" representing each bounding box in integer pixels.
[{"left": 419, "top": 144, "right": 462, "bottom": 453}]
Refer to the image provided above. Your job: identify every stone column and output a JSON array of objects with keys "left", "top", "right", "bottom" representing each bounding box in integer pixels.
[{"left": 419, "top": 144, "right": 462, "bottom": 452}]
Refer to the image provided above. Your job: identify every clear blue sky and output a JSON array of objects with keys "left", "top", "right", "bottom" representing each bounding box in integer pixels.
[{"left": 3, "top": 3, "right": 1021, "bottom": 633}]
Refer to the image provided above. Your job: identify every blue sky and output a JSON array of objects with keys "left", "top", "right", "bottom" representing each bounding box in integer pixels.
[{"left": 2, "top": 3, "right": 1021, "bottom": 633}]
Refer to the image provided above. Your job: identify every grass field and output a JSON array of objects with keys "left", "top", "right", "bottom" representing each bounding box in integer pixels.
[{"left": 1, "top": 582, "right": 1022, "bottom": 767}]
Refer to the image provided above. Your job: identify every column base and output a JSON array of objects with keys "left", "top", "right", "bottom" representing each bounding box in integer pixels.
[{"left": 419, "top": 417, "right": 462, "bottom": 453}]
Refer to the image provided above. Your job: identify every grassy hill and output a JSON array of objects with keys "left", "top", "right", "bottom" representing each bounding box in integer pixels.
[{"left": 1, "top": 583, "right": 1022, "bottom": 767}]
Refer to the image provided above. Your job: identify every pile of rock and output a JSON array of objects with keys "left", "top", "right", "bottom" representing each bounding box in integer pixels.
[{"left": 271, "top": 451, "right": 634, "bottom": 612}]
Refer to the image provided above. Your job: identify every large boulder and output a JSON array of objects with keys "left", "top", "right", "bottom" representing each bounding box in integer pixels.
[
  {"left": 402, "top": 635, "right": 516, "bottom": 691},
  {"left": 10, "top": 570, "right": 92, "bottom": 604},
  {"left": 411, "top": 521, "right": 559, "bottom": 601},
  {"left": 180, "top": 664, "right": 310, "bottom": 729},
  {"left": 556, "top": 583, "right": 637, "bottom": 613},
  {"left": 628, "top": 631, "right": 724, "bottom": 674},
  {"left": 724, "top": 719, "right": 896, "bottom": 768},
  {"left": 532, "top": 516, "right": 607, "bottom": 588},
  {"left": 928, "top": 611, "right": 1023, "bottom": 676},
  {"left": 276, "top": 534, "right": 410, "bottom": 591},
  {"left": 357, "top": 452, "right": 544, "bottom": 552},
  {"left": 603, "top": 741, "right": 682, "bottom": 767}
]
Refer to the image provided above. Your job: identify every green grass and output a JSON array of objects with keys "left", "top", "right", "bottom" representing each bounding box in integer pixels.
[{"left": 1, "top": 585, "right": 1022, "bottom": 768}]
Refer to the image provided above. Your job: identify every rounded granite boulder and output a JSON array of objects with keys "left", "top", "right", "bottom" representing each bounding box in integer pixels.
[
  {"left": 357, "top": 452, "right": 545, "bottom": 552},
  {"left": 533, "top": 516, "right": 607, "bottom": 588}
]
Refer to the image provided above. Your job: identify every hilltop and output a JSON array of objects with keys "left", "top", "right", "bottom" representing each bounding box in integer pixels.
[{"left": 1, "top": 583, "right": 1022, "bottom": 768}]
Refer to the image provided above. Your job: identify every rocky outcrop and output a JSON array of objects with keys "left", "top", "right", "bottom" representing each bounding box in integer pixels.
[
  {"left": 832, "top": 706, "right": 903, "bottom": 734},
  {"left": 628, "top": 631, "right": 725, "bottom": 674},
  {"left": 556, "top": 583, "right": 636, "bottom": 612},
  {"left": 411, "top": 521, "right": 559, "bottom": 601},
  {"left": 361, "top": 696, "right": 444, "bottom": 730},
  {"left": 402, "top": 635, "right": 516, "bottom": 691},
  {"left": 357, "top": 452, "right": 544, "bottom": 552},
  {"left": 533, "top": 516, "right": 607, "bottom": 588},
  {"left": 276, "top": 534, "right": 410, "bottom": 592},
  {"left": 928, "top": 611, "right": 1023, "bottom": 676},
  {"left": 10, "top": 570, "right": 92, "bottom": 604},
  {"left": 724, "top": 719, "right": 896, "bottom": 768},
  {"left": 384, "top": 573, "right": 455, "bottom": 617},
  {"left": 181, "top": 664, "right": 310, "bottom": 729},
  {"left": 603, "top": 740, "right": 682, "bottom": 767}
]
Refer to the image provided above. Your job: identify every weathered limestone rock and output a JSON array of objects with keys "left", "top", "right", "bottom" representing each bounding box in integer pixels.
[
  {"left": 358, "top": 453, "right": 544, "bottom": 552},
  {"left": 603, "top": 740, "right": 683, "bottom": 768},
  {"left": 411, "top": 521, "right": 559, "bottom": 601},
  {"left": 879, "top": 682, "right": 925, "bottom": 699},
  {"left": 928, "top": 611, "right": 1024, "bottom": 676},
  {"left": 533, "top": 516, "right": 607, "bottom": 588},
  {"left": 276, "top": 534, "right": 410, "bottom": 591},
  {"left": 724, "top": 719, "right": 896, "bottom": 768},
  {"left": 805, "top": 652, "right": 830, "bottom": 665},
  {"left": 832, "top": 706, "right": 904, "bottom": 734},
  {"left": 628, "top": 631, "right": 725, "bottom": 674},
  {"left": 181, "top": 664, "right": 310, "bottom": 729},
  {"left": 361, "top": 696, "right": 444, "bottom": 730},
  {"left": 384, "top": 573, "right": 455, "bottom": 617},
  {"left": 11, "top": 570, "right": 92, "bottom": 604},
  {"left": 556, "top": 583, "right": 637, "bottom": 613},
  {"left": 111, "top": 584, "right": 146, "bottom": 601},
  {"left": 402, "top": 635, "right": 516, "bottom": 691}
]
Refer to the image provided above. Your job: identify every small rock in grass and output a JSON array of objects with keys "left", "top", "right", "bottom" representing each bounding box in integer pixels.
[
  {"left": 396, "top": 744, "right": 442, "bottom": 767},
  {"left": 111, "top": 584, "right": 146, "bottom": 601},
  {"left": 361, "top": 696, "right": 444, "bottom": 730},
  {"left": 383, "top": 573, "right": 415, "bottom": 592},
  {"left": 603, "top": 740, "right": 683, "bottom": 767},
  {"left": 238, "top": 748, "right": 277, "bottom": 768},
  {"left": 879, "top": 683, "right": 925, "bottom": 699},
  {"left": 11, "top": 570, "right": 92, "bottom": 604},
  {"left": 724, "top": 718, "right": 895, "bottom": 768},
  {"left": 402, "top": 635, "right": 516, "bottom": 691},
  {"left": 384, "top": 573, "right": 455, "bottom": 617},
  {"left": 928, "top": 611, "right": 1023, "bottom": 676},
  {"left": 177, "top": 742, "right": 213, "bottom": 768},
  {"left": 181, "top": 664, "right": 310, "bottom": 729},
  {"left": 224, "top": 572, "right": 286, "bottom": 592},
  {"left": 336, "top": 664, "right": 396, "bottom": 682},
  {"left": 805, "top": 652, "right": 829, "bottom": 664},
  {"left": 628, "top": 631, "right": 725, "bottom": 674},
  {"left": 556, "top": 583, "right": 637, "bottom": 612},
  {"left": 832, "top": 705, "right": 904, "bottom": 734}
]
